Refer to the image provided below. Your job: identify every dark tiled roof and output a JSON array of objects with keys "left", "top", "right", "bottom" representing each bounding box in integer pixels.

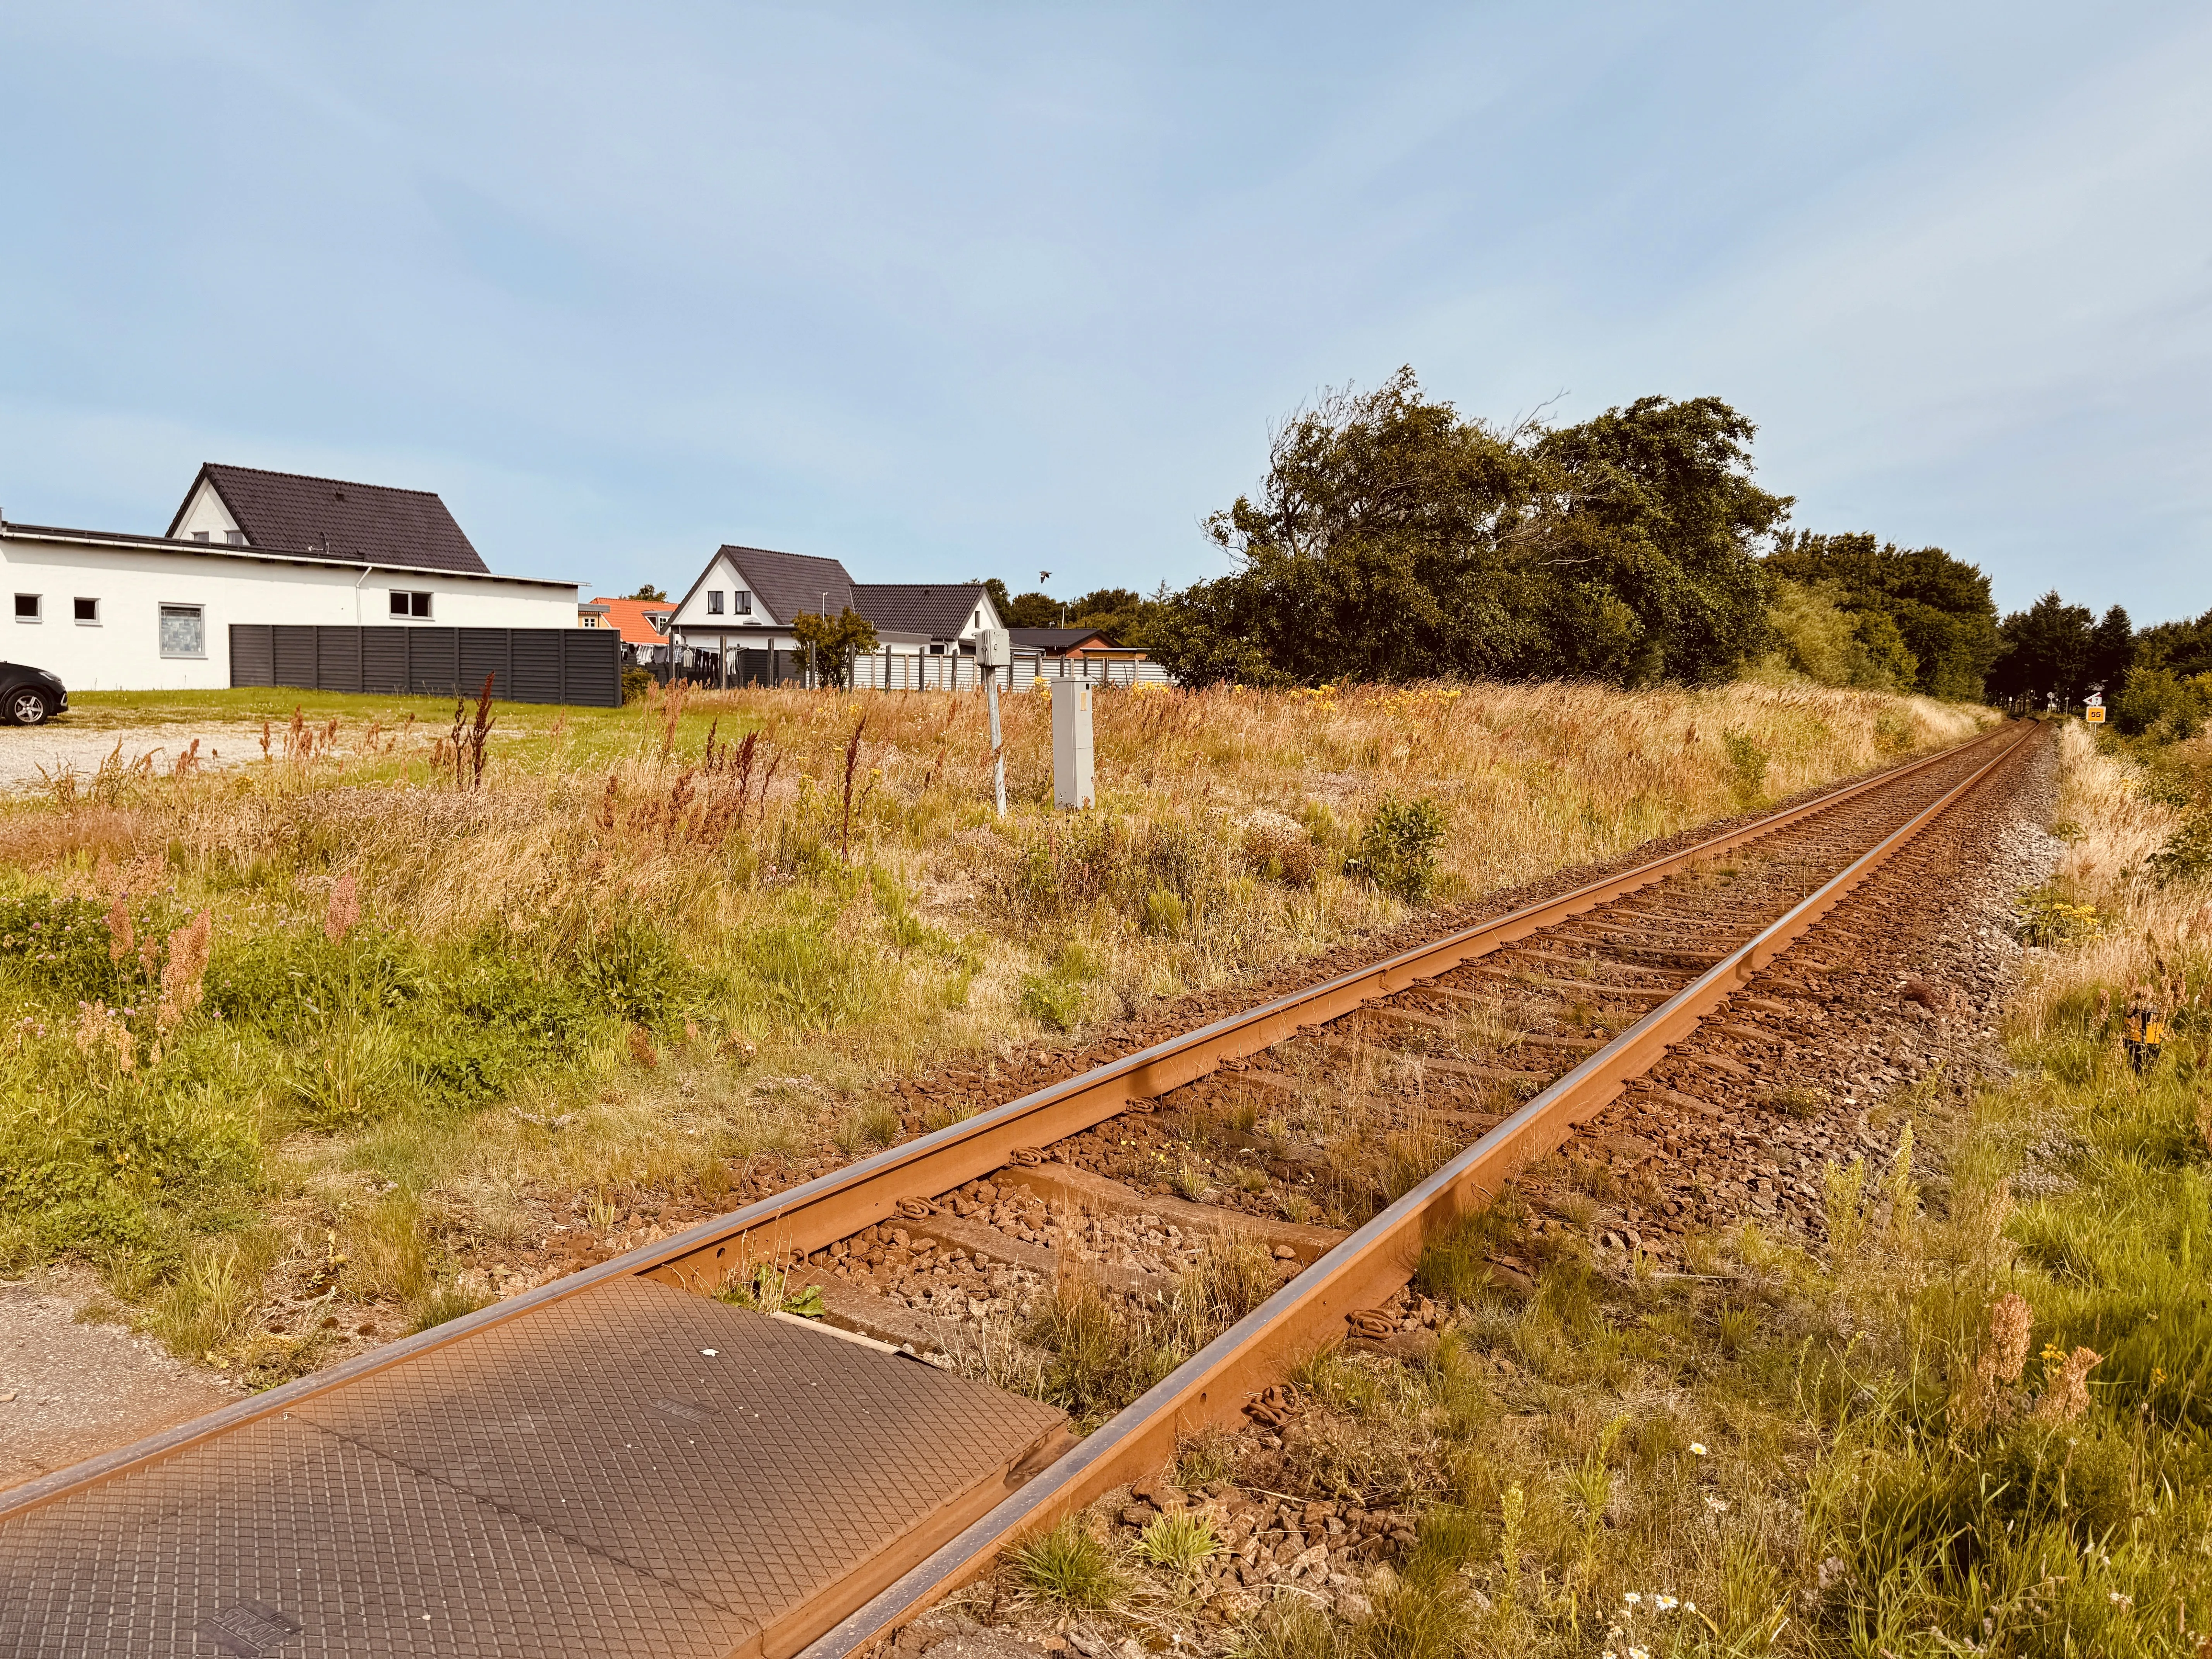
[
  {"left": 0, "top": 519, "right": 573, "bottom": 583},
  {"left": 853, "top": 584, "right": 989, "bottom": 640},
  {"left": 169, "top": 464, "right": 488, "bottom": 575},
  {"left": 717, "top": 546, "right": 856, "bottom": 625},
  {"left": 1010, "top": 628, "right": 1113, "bottom": 651}
]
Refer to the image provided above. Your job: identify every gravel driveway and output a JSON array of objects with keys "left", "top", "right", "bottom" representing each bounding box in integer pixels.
[{"left": 0, "top": 721, "right": 263, "bottom": 792}]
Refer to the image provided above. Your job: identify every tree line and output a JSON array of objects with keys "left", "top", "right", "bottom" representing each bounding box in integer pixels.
[{"left": 986, "top": 369, "right": 2197, "bottom": 720}]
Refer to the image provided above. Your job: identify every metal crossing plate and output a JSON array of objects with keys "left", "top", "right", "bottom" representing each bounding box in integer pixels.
[{"left": 0, "top": 1277, "right": 1065, "bottom": 1659}]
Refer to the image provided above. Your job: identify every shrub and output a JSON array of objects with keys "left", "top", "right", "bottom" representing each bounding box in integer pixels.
[
  {"left": 1349, "top": 794, "right": 1447, "bottom": 902},
  {"left": 206, "top": 927, "right": 426, "bottom": 1040},
  {"left": 620, "top": 666, "right": 654, "bottom": 704},
  {"left": 2146, "top": 811, "right": 2212, "bottom": 887},
  {"left": 2112, "top": 666, "right": 2212, "bottom": 741},
  {"left": 1135, "top": 1510, "right": 1219, "bottom": 1574},
  {"left": 1721, "top": 729, "right": 1771, "bottom": 802}
]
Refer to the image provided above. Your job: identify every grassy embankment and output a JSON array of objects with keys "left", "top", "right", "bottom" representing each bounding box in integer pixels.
[
  {"left": 0, "top": 680, "right": 1981, "bottom": 1376},
  {"left": 1043, "top": 718, "right": 2205, "bottom": 1659}
]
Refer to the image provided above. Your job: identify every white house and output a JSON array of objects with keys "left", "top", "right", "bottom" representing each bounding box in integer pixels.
[
  {"left": 665, "top": 544, "right": 1004, "bottom": 687},
  {"left": 0, "top": 463, "right": 577, "bottom": 692}
]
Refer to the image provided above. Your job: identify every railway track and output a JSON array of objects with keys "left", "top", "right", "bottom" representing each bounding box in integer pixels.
[{"left": 0, "top": 719, "right": 2042, "bottom": 1659}]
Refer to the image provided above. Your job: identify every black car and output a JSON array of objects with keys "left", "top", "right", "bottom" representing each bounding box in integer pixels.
[{"left": 0, "top": 662, "right": 67, "bottom": 725}]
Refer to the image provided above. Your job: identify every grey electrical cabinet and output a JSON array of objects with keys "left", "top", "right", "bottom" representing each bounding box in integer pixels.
[{"left": 1051, "top": 678, "right": 1095, "bottom": 809}]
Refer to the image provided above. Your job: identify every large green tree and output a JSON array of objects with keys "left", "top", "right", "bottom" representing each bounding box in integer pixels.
[
  {"left": 1762, "top": 532, "right": 2001, "bottom": 699},
  {"left": 2135, "top": 606, "right": 2212, "bottom": 680},
  {"left": 1152, "top": 371, "right": 1788, "bottom": 687},
  {"left": 1987, "top": 592, "right": 2098, "bottom": 705}
]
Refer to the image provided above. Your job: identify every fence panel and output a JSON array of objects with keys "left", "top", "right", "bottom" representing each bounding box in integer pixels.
[
  {"left": 271, "top": 626, "right": 318, "bottom": 689},
  {"left": 407, "top": 630, "right": 460, "bottom": 697},
  {"left": 230, "top": 626, "right": 275, "bottom": 687},
  {"left": 228, "top": 625, "right": 620, "bottom": 707},
  {"left": 317, "top": 627, "right": 364, "bottom": 694},
  {"left": 362, "top": 630, "right": 408, "bottom": 694}
]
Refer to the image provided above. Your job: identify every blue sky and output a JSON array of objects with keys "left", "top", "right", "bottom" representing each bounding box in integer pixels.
[{"left": 3, "top": 3, "right": 2208, "bottom": 620}]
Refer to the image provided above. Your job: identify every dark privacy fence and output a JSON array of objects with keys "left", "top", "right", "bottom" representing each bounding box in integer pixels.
[{"left": 229, "top": 625, "right": 622, "bottom": 708}]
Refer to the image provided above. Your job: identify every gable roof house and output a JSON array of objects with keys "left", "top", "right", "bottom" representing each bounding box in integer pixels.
[
  {"left": 666, "top": 544, "right": 1003, "bottom": 687},
  {"left": 167, "top": 463, "right": 492, "bottom": 574},
  {"left": 0, "top": 463, "right": 578, "bottom": 692}
]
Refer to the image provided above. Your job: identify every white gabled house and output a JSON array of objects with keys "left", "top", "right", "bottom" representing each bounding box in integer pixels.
[
  {"left": 666, "top": 544, "right": 1004, "bottom": 686},
  {"left": 0, "top": 464, "right": 577, "bottom": 691}
]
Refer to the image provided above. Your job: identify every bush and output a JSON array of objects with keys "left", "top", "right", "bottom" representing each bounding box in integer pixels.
[
  {"left": 621, "top": 666, "right": 654, "bottom": 704},
  {"left": 1018, "top": 942, "right": 1099, "bottom": 1032},
  {"left": 1721, "top": 730, "right": 1771, "bottom": 802},
  {"left": 1349, "top": 794, "right": 1447, "bottom": 903},
  {"left": 2113, "top": 666, "right": 2212, "bottom": 741},
  {"left": 1010, "top": 1519, "right": 1122, "bottom": 1609},
  {"left": 2147, "top": 812, "right": 2212, "bottom": 887}
]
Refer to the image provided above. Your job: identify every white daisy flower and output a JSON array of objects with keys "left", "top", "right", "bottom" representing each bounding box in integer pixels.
[{"left": 1689, "top": 1442, "right": 1708, "bottom": 1456}]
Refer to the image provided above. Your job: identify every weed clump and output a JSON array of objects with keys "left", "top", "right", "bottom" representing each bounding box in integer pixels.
[
  {"left": 1011, "top": 1520, "right": 1122, "bottom": 1609},
  {"left": 1348, "top": 794, "right": 1446, "bottom": 903}
]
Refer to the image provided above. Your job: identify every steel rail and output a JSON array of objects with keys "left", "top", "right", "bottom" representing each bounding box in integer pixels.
[
  {"left": 0, "top": 721, "right": 2018, "bottom": 1537},
  {"left": 800, "top": 718, "right": 2040, "bottom": 1659}
]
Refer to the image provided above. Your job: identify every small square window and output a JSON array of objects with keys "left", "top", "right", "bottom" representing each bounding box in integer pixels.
[
  {"left": 160, "top": 603, "right": 205, "bottom": 658},
  {"left": 190, "top": 530, "right": 210, "bottom": 542},
  {"left": 707, "top": 590, "right": 725, "bottom": 615},
  {"left": 74, "top": 597, "right": 98, "bottom": 623},
  {"left": 389, "top": 591, "right": 431, "bottom": 618},
  {"left": 14, "top": 594, "right": 40, "bottom": 621},
  {"left": 734, "top": 589, "right": 753, "bottom": 615},
  {"left": 225, "top": 531, "right": 246, "bottom": 546}
]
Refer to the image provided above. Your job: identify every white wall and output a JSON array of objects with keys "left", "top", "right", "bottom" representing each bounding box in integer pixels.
[
  {"left": 671, "top": 551, "right": 777, "bottom": 632},
  {"left": 170, "top": 481, "right": 243, "bottom": 544},
  {"left": 0, "top": 532, "right": 579, "bottom": 692}
]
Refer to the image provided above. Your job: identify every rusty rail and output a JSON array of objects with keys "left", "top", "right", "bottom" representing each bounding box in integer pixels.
[{"left": 799, "top": 718, "right": 2038, "bottom": 1658}]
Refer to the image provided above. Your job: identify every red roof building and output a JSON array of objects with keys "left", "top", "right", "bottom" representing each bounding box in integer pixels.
[{"left": 584, "top": 597, "right": 677, "bottom": 663}]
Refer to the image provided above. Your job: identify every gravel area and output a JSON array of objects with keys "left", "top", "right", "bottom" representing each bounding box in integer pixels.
[
  {"left": 0, "top": 722, "right": 259, "bottom": 791},
  {"left": 0, "top": 1268, "right": 237, "bottom": 1492}
]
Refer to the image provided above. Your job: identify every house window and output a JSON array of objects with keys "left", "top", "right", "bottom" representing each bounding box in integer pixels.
[
  {"left": 159, "top": 604, "right": 205, "bottom": 658},
  {"left": 225, "top": 531, "right": 246, "bottom": 546},
  {"left": 733, "top": 589, "right": 752, "bottom": 615},
  {"left": 972, "top": 609, "right": 981, "bottom": 629},
  {"left": 707, "top": 590, "right": 725, "bottom": 615},
  {"left": 190, "top": 531, "right": 210, "bottom": 543},
  {"left": 13, "top": 594, "right": 39, "bottom": 621},
  {"left": 390, "top": 591, "right": 432, "bottom": 618},
  {"left": 74, "top": 598, "right": 98, "bottom": 623}
]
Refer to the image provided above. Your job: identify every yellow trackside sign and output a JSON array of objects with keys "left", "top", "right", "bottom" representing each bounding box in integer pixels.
[{"left": 2085, "top": 706, "right": 2106, "bottom": 724}]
